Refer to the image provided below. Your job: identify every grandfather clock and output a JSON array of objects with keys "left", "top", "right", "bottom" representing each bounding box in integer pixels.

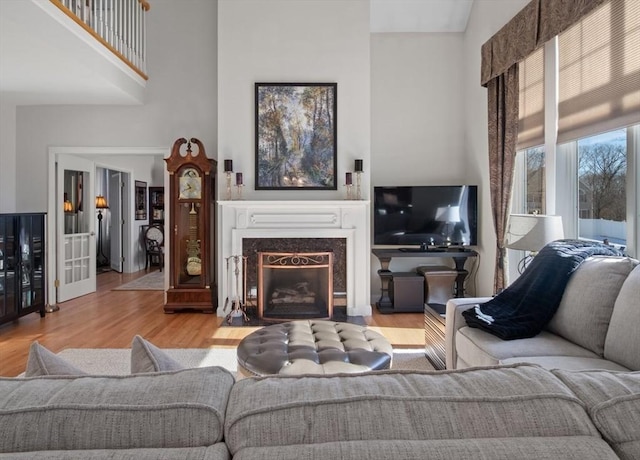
[{"left": 164, "top": 138, "right": 217, "bottom": 313}]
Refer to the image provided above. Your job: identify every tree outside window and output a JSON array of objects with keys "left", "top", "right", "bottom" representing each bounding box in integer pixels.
[
  {"left": 577, "top": 129, "right": 627, "bottom": 246},
  {"left": 525, "top": 147, "right": 545, "bottom": 215}
]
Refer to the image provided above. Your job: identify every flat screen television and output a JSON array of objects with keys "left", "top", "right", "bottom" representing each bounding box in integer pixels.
[{"left": 373, "top": 185, "right": 478, "bottom": 247}]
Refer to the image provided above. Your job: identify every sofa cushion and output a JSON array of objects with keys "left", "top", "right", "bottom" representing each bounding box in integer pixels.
[
  {"left": 0, "top": 444, "right": 231, "bottom": 459},
  {"left": 604, "top": 264, "right": 640, "bottom": 370},
  {"left": 231, "top": 438, "right": 617, "bottom": 460},
  {"left": 224, "top": 364, "right": 600, "bottom": 454},
  {"left": 455, "top": 328, "right": 599, "bottom": 368},
  {"left": 0, "top": 367, "right": 235, "bottom": 453},
  {"left": 499, "top": 355, "right": 630, "bottom": 371},
  {"left": 552, "top": 370, "right": 640, "bottom": 460},
  {"left": 25, "top": 342, "right": 87, "bottom": 377},
  {"left": 547, "top": 257, "right": 638, "bottom": 356},
  {"left": 130, "top": 335, "right": 185, "bottom": 373}
]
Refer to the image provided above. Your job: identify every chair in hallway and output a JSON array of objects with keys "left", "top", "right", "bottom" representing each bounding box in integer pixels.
[{"left": 144, "top": 225, "right": 164, "bottom": 271}]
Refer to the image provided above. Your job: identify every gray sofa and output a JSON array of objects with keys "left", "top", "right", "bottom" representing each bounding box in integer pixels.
[
  {"left": 1, "top": 363, "right": 640, "bottom": 459},
  {"left": 446, "top": 256, "right": 639, "bottom": 371}
]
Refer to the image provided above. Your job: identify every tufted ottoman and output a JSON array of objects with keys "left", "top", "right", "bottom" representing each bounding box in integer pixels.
[{"left": 236, "top": 320, "right": 393, "bottom": 377}]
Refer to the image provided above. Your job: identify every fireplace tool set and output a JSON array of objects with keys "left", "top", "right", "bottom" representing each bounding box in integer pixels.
[{"left": 224, "top": 255, "right": 250, "bottom": 324}]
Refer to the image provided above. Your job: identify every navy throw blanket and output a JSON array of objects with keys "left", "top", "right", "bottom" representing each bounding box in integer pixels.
[{"left": 462, "top": 239, "right": 623, "bottom": 340}]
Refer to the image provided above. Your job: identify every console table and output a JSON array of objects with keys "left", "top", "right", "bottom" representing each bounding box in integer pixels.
[{"left": 372, "top": 248, "right": 478, "bottom": 314}]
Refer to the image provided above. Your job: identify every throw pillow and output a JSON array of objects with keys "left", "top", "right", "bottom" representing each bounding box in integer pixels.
[
  {"left": 25, "top": 341, "right": 87, "bottom": 377},
  {"left": 130, "top": 335, "right": 185, "bottom": 373}
]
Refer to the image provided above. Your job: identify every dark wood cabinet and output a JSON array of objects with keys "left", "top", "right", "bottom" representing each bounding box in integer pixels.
[
  {"left": 164, "top": 138, "right": 217, "bottom": 313},
  {"left": 149, "top": 187, "right": 164, "bottom": 225},
  {"left": 0, "top": 213, "right": 46, "bottom": 326}
]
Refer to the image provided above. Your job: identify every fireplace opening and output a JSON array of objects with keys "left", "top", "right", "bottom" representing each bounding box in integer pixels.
[{"left": 258, "top": 252, "right": 333, "bottom": 321}]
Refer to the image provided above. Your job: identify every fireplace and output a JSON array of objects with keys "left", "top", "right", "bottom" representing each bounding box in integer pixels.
[
  {"left": 258, "top": 252, "right": 333, "bottom": 321},
  {"left": 217, "top": 200, "right": 371, "bottom": 318}
]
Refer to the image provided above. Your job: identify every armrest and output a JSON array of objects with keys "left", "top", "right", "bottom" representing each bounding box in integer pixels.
[{"left": 445, "top": 297, "right": 492, "bottom": 370}]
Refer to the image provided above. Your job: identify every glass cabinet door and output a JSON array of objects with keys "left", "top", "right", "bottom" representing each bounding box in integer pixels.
[
  {"left": 18, "top": 215, "right": 45, "bottom": 312},
  {"left": 0, "top": 216, "right": 18, "bottom": 322},
  {"left": 0, "top": 213, "right": 46, "bottom": 325}
]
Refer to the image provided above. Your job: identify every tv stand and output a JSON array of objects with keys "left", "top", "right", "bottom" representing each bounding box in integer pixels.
[{"left": 372, "top": 248, "right": 478, "bottom": 314}]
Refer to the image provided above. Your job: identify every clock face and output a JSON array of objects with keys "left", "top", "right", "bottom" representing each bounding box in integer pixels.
[{"left": 179, "top": 167, "right": 202, "bottom": 200}]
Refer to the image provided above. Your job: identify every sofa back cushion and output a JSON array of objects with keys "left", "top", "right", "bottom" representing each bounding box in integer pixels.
[
  {"left": 0, "top": 367, "right": 235, "bottom": 453},
  {"left": 552, "top": 369, "right": 640, "bottom": 460},
  {"left": 224, "top": 364, "right": 599, "bottom": 455},
  {"left": 604, "top": 264, "right": 640, "bottom": 370},
  {"left": 546, "top": 256, "right": 637, "bottom": 356}
]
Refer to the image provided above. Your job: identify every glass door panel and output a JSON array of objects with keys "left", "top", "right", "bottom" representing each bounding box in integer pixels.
[{"left": 57, "top": 156, "right": 96, "bottom": 302}]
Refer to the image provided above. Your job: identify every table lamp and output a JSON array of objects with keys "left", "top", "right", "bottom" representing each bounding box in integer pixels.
[{"left": 505, "top": 213, "right": 564, "bottom": 273}]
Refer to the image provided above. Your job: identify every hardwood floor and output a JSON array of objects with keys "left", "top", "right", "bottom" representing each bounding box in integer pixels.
[{"left": 0, "top": 269, "right": 425, "bottom": 377}]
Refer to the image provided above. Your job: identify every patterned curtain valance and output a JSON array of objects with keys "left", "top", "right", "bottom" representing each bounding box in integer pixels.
[{"left": 481, "top": 0, "right": 609, "bottom": 87}]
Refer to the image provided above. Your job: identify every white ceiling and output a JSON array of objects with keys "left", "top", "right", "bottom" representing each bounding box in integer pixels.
[
  {"left": 370, "top": 0, "right": 474, "bottom": 33},
  {"left": 0, "top": 0, "right": 145, "bottom": 106},
  {"left": 0, "top": 0, "right": 474, "bottom": 106}
]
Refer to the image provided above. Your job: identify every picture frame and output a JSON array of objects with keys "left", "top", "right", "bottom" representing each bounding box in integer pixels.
[
  {"left": 135, "top": 181, "right": 147, "bottom": 220},
  {"left": 255, "top": 82, "right": 337, "bottom": 190}
]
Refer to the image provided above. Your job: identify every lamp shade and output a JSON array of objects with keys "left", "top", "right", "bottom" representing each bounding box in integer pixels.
[
  {"left": 435, "top": 205, "right": 461, "bottom": 223},
  {"left": 505, "top": 214, "right": 564, "bottom": 252},
  {"left": 95, "top": 195, "right": 109, "bottom": 209}
]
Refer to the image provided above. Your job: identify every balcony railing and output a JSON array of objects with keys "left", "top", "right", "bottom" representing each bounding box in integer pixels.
[{"left": 50, "top": 0, "right": 149, "bottom": 79}]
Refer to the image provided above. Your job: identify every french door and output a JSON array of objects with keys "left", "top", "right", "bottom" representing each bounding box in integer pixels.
[{"left": 56, "top": 155, "right": 96, "bottom": 302}]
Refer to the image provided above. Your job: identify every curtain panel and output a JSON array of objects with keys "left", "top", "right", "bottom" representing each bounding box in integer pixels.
[
  {"left": 481, "top": 0, "right": 611, "bottom": 291},
  {"left": 487, "top": 67, "right": 519, "bottom": 292},
  {"left": 481, "top": 0, "right": 609, "bottom": 87}
]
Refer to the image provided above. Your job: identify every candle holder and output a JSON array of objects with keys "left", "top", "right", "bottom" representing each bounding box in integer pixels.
[
  {"left": 224, "top": 159, "right": 233, "bottom": 200},
  {"left": 345, "top": 184, "right": 353, "bottom": 200},
  {"left": 354, "top": 159, "right": 364, "bottom": 200},
  {"left": 355, "top": 171, "right": 362, "bottom": 200},
  {"left": 235, "top": 184, "right": 244, "bottom": 200},
  {"left": 225, "top": 172, "right": 232, "bottom": 200}
]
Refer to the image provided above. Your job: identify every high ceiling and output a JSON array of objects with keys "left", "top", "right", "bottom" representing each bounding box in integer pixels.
[
  {"left": 371, "top": 0, "right": 474, "bottom": 33},
  {"left": 0, "top": 0, "right": 474, "bottom": 106}
]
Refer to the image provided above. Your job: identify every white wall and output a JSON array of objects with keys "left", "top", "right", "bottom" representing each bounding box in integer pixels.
[
  {"left": 14, "top": 0, "right": 218, "bottom": 212},
  {"left": 0, "top": 102, "right": 16, "bottom": 212},
  {"left": 462, "top": 0, "right": 529, "bottom": 295},
  {"left": 217, "top": 0, "right": 371, "bottom": 201},
  {"left": 370, "top": 33, "right": 466, "bottom": 294},
  {"left": 371, "top": 33, "right": 465, "bottom": 186}
]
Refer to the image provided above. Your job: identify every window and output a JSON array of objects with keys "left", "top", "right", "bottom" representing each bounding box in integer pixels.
[
  {"left": 514, "top": 0, "right": 639, "bottom": 257},
  {"left": 577, "top": 128, "right": 628, "bottom": 247},
  {"left": 525, "top": 147, "right": 546, "bottom": 215}
]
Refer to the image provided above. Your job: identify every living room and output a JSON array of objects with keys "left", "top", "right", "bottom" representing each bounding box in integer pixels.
[
  {"left": 1, "top": 0, "right": 638, "bottom": 359},
  {"left": 0, "top": 0, "right": 529, "bottom": 294},
  {"left": 1, "top": 1, "right": 640, "bottom": 458},
  {"left": 0, "top": 0, "right": 527, "bottom": 368}
]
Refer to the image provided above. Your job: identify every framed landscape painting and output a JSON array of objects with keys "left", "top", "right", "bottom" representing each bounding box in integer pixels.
[{"left": 255, "top": 82, "right": 337, "bottom": 190}]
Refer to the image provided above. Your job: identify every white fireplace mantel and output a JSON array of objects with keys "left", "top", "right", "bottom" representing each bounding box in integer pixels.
[{"left": 217, "top": 200, "right": 371, "bottom": 318}]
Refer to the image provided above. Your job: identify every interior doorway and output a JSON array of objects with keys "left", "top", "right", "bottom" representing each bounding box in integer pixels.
[
  {"left": 47, "top": 146, "right": 170, "bottom": 308},
  {"left": 95, "top": 167, "right": 129, "bottom": 274}
]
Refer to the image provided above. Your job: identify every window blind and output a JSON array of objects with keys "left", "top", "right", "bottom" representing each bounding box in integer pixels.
[
  {"left": 558, "top": 0, "right": 640, "bottom": 144},
  {"left": 518, "top": 47, "right": 545, "bottom": 150}
]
